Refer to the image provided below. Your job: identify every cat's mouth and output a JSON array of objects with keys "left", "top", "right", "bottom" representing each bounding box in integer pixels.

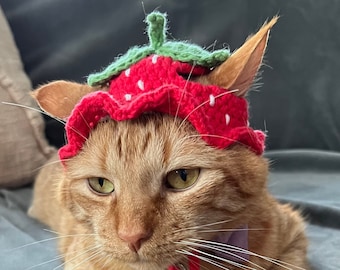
[
  {"left": 126, "top": 259, "right": 173, "bottom": 270},
  {"left": 107, "top": 250, "right": 173, "bottom": 270}
]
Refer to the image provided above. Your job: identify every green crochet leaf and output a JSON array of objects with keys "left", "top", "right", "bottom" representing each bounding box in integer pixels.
[
  {"left": 87, "top": 46, "right": 153, "bottom": 86},
  {"left": 157, "top": 41, "right": 230, "bottom": 67},
  {"left": 87, "top": 11, "right": 230, "bottom": 86}
]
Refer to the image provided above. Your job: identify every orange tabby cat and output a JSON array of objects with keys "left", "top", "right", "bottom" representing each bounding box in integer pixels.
[{"left": 29, "top": 17, "right": 309, "bottom": 270}]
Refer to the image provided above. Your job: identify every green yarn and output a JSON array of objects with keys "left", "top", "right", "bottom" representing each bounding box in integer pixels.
[
  {"left": 158, "top": 41, "right": 229, "bottom": 67},
  {"left": 87, "top": 11, "right": 230, "bottom": 86},
  {"left": 147, "top": 12, "right": 166, "bottom": 50}
]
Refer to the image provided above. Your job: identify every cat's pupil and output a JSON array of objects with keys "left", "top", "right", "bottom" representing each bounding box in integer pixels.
[
  {"left": 98, "top": 178, "right": 104, "bottom": 187},
  {"left": 177, "top": 169, "right": 188, "bottom": 181}
]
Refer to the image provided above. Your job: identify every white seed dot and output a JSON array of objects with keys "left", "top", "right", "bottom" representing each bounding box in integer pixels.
[
  {"left": 137, "top": 80, "right": 145, "bottom": 91},
  {"left": 124, "top": 94, "right": 132, "bottom": 101},
  {"left": 209, "top": 94, "right": 216, "bottom": 107},
  {"left": 152, "top": 54, "right": 159, "bottom": 64},
  {"left": 125, "top": 68, "right": 131, "bottom": 77},
  {"left": 225, "top": 114, "right": 231, "bottom": 125}
]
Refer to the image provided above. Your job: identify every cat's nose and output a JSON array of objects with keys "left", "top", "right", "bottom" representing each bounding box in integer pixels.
[{"left": 118, "top": 229, "right": 152, "bottom": 252}]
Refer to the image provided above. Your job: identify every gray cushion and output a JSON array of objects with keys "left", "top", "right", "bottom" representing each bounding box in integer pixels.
[{"left": 0, "top": 5, "right": 55, "bottom": 187}]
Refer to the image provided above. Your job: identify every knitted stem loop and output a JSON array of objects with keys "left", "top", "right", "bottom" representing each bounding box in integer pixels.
[{"left": 147, "top": 12, "right": 166, "bottom": 49}]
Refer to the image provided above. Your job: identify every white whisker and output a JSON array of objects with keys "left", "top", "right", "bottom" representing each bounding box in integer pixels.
[
  {"left": 2, "top": 101, "right": 89, "bottom": 141},
  {"left": 65, "top": 124, "right": 88, "bottom": 141},
  {"left": 176, "top": 89, "right": 239, "bottom": 133},
  {"left": 177, "top": 249, "right": 230, "bottom": 270},
  {"left": 32, "top": 159, "right": 62, "bottom": 173},
  {"left": 170, "top": 63, "right": 197, "bottom": 136},
  {"left": 100, "top": 253, "right": 114, "bottom": 269},
  {"left": 264, "top": 257, "right": 307, "bottom": 270},
  {"left": 43, "top": 228, "right": 59, "bottom": 234},
  {"left": 6, "top": 233, "right": 96, "bottom": 252},
  {"left": 185, "top": 133, "right": 249, "bottom": 148},
  {"left": 173, "top": 219, "right": 233, "bottom": 233},
  {"left": 78, "top": 110, "right": 91, "bottom": 129},
  {"left": 1, "top": 101, "right": 66, "bottom": 125},
  {"left": 23, "top": 255, "right": 63, "bottom": 270},
  {"left": 198, "top": 228, "right": 266, "bottom": 233},
  {"left": 180, "top": 240, "right": 263, "bottom": 270},
  {"left": 53, "top": 245, "right": 101, "bottom": 270},
  {"left": 187, "top": 246, "right": 257, "bottom": 270},
  {"left": 167, "top": 251, "right": 190, "bottom": 270},
  {"left": 180, "top": 241, "right": 256, "bottom": 270},
  {"left": 205, "top": 40, "right": 218, "bottom": 51},
  {"left": 188, "top": 239, "right": 306, "bottom": 270},
  {"left": 64, "top": 248, "right": 102, "bottom": 270},
  {"left": 23, "top": 243, "right": 98, "bottom": 270}
]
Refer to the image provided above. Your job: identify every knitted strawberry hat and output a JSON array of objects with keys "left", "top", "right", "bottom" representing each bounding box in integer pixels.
[{"left": 59, "top": 12, "right": 265, "bottom": 160}]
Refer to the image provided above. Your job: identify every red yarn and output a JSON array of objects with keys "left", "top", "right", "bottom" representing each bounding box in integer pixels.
[
  {"left": 59, "top": 55, "right": 265, "bottom": 160},
  {"left": 188, "top": 254, "right": 200, "bottom": 270},
  {"left": 167, "top": 255, "right": 200, "bottom": 270},
  {"left": 167, "top": 254, "right": 200, "bottom": 270}
]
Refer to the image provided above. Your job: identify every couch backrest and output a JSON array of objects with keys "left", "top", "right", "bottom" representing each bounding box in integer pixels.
[{"left": 1, "top": 0, "right": 339, "bottom": 151}]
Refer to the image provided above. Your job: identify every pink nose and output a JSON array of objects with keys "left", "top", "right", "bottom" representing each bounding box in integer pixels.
[{"left": 118, "top": 229, "right": 152, "bottom": 252}]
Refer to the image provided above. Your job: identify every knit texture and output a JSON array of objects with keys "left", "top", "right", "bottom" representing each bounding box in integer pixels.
[
  {"left": 59, "top": 55, "right": 265, "bottom": 160},
  {"left": 60, "top": 11, "right": 265, "bottom": 159},
  {"left": 87, "top": 12, "right": 230, "bottom": 86}
]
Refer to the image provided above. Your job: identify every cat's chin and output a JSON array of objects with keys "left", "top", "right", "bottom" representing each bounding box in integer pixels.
[{"left": 126, "top": 260, "right": 171, "bottom": 270}]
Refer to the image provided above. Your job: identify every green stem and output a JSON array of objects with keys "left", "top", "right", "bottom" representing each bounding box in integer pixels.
[{"left": 147, "top": 12, "right": 166, "bottom": 50}]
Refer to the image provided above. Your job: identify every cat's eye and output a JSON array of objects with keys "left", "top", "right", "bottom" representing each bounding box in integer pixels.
[
  {"left": 165, "top": 169, "right": 200, "bottom": 190},
  {"left": 88, "top": 177, "right": 114, "bottom": 195}
]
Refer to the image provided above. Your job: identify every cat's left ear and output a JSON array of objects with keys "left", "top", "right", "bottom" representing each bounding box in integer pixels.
[
  {"left": 32, "top": 80, "right": 96, "bottom": 119},
  {"left": 201, "top": 17, "right": 278, "bottom": 96}
]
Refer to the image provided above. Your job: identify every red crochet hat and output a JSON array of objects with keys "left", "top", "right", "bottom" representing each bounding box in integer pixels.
[{"left": 59, "top": 12, "right": 265, "bottom": 160}]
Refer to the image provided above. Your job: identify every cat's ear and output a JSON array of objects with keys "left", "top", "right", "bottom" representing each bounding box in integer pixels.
[
  {"left": 202, "top": 17, "right": 278, "bottom": 97},
  {"left": 32, "top": 80, "right": 95, "bottom": 119}
]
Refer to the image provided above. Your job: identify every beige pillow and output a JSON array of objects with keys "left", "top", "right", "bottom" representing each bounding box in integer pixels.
[{"left": 0, "top": 7, "right": 56, "bottom": 188}]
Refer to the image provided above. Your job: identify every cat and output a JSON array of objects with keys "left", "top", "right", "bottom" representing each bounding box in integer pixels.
[{"left": 28, "top": 14, "right": 309, "bottom": 270}]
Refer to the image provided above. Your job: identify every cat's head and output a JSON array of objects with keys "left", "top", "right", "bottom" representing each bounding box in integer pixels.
[{"left": 33, "top": 14, "right": 276, "bottom": 270}]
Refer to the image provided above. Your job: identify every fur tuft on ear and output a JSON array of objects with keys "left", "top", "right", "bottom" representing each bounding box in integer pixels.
[
  {"left": 32, "top": 81, "right": 95, "bottom": 119},
  {"left": 201, "top": 16, "right": 278, "bottom": 96}
]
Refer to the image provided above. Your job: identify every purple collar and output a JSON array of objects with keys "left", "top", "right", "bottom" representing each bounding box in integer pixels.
[
  {"left": 169, "top": 225, "right": 249, "bottom": 270},
  {"left": 212, "top": 224, "right": 249, "bottom": 262}
]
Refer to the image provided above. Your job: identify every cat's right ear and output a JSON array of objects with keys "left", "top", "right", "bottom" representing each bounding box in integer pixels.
[
  {"left": 198, "top": 17, "right": 278, "bottom": 97},
  {"left": 32, "top": 80, "right": 95, "bottom": 119}
]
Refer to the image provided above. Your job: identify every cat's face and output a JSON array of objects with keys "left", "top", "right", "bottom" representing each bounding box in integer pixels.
[{"left": 59, "top": 113, "right": 268, "bottom": 269}]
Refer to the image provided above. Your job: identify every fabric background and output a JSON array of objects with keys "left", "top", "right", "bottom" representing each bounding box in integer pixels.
[
  {"left": 0, "top": 6, "right": 55, "bottom": 188},
  {"left": 1, "top": 0, "right": 340, "bottom": 151}
]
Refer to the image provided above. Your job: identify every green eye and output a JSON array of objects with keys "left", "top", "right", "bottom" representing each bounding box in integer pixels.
[
  {"left": 165, "top": 169, "right": 200, "bottom": 190},
  {"left": 88, "top": 177, "right": 114, "bottom": 195}
]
